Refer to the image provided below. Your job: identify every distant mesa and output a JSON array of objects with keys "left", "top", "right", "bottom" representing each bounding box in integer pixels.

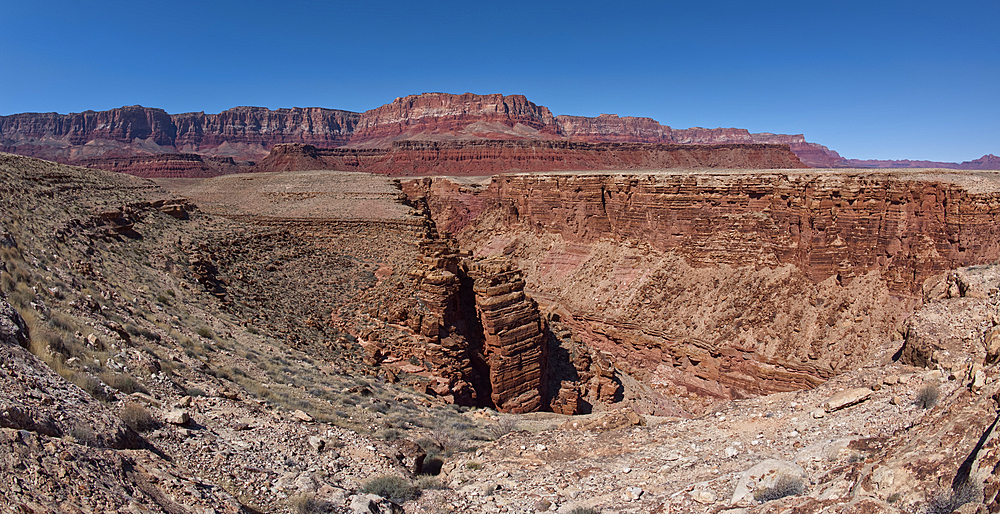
[{"left": 0, "top": 92, "right": 994, "bottom": 176}]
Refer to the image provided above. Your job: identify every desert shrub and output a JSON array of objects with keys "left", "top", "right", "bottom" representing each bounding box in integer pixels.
[
  {"left": 360, "top": 475, "right": 418, "bottom": 503},
  {"left": 916, "top": 384, "right": 940, "bottom": 409},
  {"left": 102, "top": 372, "right": 147, "bottom": 395},
  {"left": 196, "top": 327, "right": 213, "bottom": 339},
  {"left": 120, "top": 402, "right": 158, "bottom": 432},
  {"left": 375, "top": 428, "right": 402, "bottom": 441},
  {"left": 47, "top": 311, "right": 76, "bottom": 332},
  {"left": 415, "top": 475, "right": 446, "bottom": 490},
  {"left": 569, "top": 508, "right": 600, "bottom": 514},
  {"left": 288, "top": 492, "right": 334, "bottom": 514},
  {"left": 465, "top": 460, "right": 482, "bottom": 470},
  {"left": 924, "top": 481, "right": 982, "bottom": 514},
  {"left": 887, "top": 492, "right": 902, "bottom": 503},
  {"left": 754, "top": 474, "right": 805, "bottom": 502},
  {"left": 186, "top": 387, "right": 205, "bottom": 397},
  {"left": 69, "top": 423, "right": 98, "bottom": 447},
  {"left": 429, "top": 428, "right": 467, "bottom": 455},
  {"left": 485, "top": 415, "right": 519, "bottom": 440},
  {"left": 71, "top": 372, "right": 108, "bottom": 401}
]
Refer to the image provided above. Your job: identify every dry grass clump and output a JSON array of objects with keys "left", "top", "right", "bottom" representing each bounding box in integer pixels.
[
  {"left": 485, "top": 415, "right": 519, "bottom": 440},
  {"left": 288, "top": 492, "right": 335, "bottom": 514},
  {"left": 360, "top": 475, "right": 418, "bottom": 503},
  {"left": 119, "top": 402, "right": 158, "bottom": 432},
  {"left": 754, "top": 474, "right": 806, "bottom": 502}
]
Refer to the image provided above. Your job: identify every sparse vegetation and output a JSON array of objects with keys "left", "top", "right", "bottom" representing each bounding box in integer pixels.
[
  {"left": 120, "top": 402, "right": 158, "bottom": 432},
  {"left": 465, "top": 460, "right": 482, "bottom": 470},
  {"left": 288, "top": 492, "right": 334, "bottom": 514},
  {"left": 754, "top": 474, "right": 805, "bottom": 502},
  {"left": 916, "top": 384, "right": 940, "bottom": 409},
  {"left": 924, "top": 481, "right": 981, "bottom": 514},
  {"left": 360, "top": 475, "right": 418, "bottom": 503},
  {"left": 485, "top": 415, "right": 519, "bottom": 440},
  {"left": 569, "top": 508, "right": 601, "bottom": 514},
  {"left": 415, "top": 476, "right": 446, "bottom": 490}
]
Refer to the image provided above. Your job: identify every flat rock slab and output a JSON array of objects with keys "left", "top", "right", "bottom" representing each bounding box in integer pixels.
[{"left": 822, "top": 388, "right": 873, "bottom": 412}]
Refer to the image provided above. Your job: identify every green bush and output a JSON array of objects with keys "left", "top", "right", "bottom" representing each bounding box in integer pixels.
[{"left": 360, "top": 475, "right": 418, "bottom": 503}]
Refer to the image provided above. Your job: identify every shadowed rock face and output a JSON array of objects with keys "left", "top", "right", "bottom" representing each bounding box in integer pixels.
[
  {"left": 412, "top": 171, "right": 1000, "bottom": 295},
  {"left": 468, "top": 258, "right": 546, "bottom": 413},
  {"left": 402, "top": 169, "right": 1000, "bottom": 401}
]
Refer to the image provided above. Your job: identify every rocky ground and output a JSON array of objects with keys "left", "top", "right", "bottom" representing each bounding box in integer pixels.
[{"left": 2, "top": 152, "right": 1000, "bottom": 514}]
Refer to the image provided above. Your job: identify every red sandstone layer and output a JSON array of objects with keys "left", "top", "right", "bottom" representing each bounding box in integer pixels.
[{"left": 251, "top": 141, "right": 807, "bottom": 175}]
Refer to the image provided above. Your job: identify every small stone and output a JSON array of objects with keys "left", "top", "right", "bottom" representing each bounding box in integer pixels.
[
  {"left": 533, "top": 499, "right": 551, "bottom": 512},
  {"left": 308, "top": 435, "right": 326, "bottom": 452},
  {"left": 175, "top": 396, "right": 192, "bottom": 408},
  {"left": 691, "top": 489, "right": 716, "bottom": 504},
  {"left": 533, "top": 444, "right": 546, "bottom": 452},
  {"left": 972, "top": 370, "right": 986, "bottom": 392},
  {"left": 890, "top": 395, "right": 902, "bottom": 406},
  {"left": 622, "top": 466, "right": 632, "bottom": 473},
  {"left": 822, "top": 388, "right": 873, "bottom": 412},
  {"left": 625, "top": 486, "right": 644, "bottom": 501},
  {"left": 164, "top": 409, "right": 190, "bottom": 425},
  {"left": 292, "top": 410, "right": 314, "bottom": 422},
  {"left": 811, "top": 409, "right": 825, "bottom": 419},
  {"left": 898, "top": 375, "right": 911, "bottom": 384},
  {"left": 883, "top": 375, "right": 899, "bottom": 385}
]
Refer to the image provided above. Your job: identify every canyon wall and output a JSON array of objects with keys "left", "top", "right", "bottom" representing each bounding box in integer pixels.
[
  {"left": 419, "top": 171, "right": 1000, "bottom": 294},
  {"left": 402, "top": 170, "right": 1000, "bottom": 404}
]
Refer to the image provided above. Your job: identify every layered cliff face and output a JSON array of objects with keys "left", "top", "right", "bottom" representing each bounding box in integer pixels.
[
  {"left": 0, "top": 92, "right": 869, "bottom": 176},
  {"left": 0, "top": 105, "right": 359, "bottom": 166},
  {"left": 253, "top": 140, "right": 807, "bottom": 174},
  {"left": 404, "top": 170, "right": 1000, "bottom": 404},
  {"left": 468, "top": 258, "right": 546, "bottom": 413},
  {"left": 349, "top": 92, "right": 561, "bottom": 147}
]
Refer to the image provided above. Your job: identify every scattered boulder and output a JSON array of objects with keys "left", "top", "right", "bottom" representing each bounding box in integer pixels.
[
  {"left": 349, "top": 493, "right": 403, "bottom": 514},
  {"left": 164, "top": 410, "right": 190, "bottom": 425},
  {"left": 292, "top": 409, "right": 314, "bottom": 422},
  {"left": 822, "top": 388, "right": 873, "bottom": 412},
  {"left": 0, "top": 297, "right": 28, "bottom": 349}
]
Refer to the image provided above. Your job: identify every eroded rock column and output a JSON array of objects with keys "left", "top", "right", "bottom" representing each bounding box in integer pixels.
[{"left": 468, "top": 258, "right": 546, "bottom": 413}]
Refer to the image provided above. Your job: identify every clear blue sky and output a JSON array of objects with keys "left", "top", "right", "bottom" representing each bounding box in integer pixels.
[{"left": 1, "top": 0, "right": 996, "bottom": 162}]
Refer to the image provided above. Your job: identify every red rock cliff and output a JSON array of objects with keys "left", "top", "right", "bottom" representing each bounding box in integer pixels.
[{"left": 418, "top": 171, "right": 1000, "bottom": 294}]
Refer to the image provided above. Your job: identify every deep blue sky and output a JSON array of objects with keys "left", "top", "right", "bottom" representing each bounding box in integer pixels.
[{"left": 2, "top": 0, "right": 997, "bottom": 162}]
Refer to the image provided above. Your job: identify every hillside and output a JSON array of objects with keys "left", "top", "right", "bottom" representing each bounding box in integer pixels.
[{"left": 3, "top": 152, "right": 1000, "bottom": 513}]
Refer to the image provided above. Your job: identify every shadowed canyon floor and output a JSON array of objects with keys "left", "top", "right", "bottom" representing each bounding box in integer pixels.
[{"left": 2, "top": 152, "right": 1000, "bottom": 513}]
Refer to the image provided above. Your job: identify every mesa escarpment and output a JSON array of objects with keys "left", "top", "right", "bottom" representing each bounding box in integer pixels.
[
  {"left": 403, "top": 169, "right": 1000, "bottom": 403},
  {"left": 1, "top": 92, "right": 921, "bottom": 175}
]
